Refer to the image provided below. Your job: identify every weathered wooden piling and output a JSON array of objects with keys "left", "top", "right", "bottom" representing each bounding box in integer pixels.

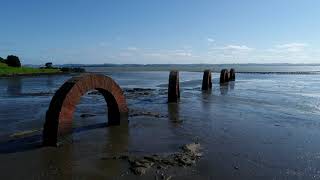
[
  {"left": 229, "top": 68, "right": 236, "bottom": 81},
  {"left": 220, "top": 69, "right": 229, "bottom": 84},
  {"left": 202, "top": 69, "right": 212, "bottom": 91},
  {"left": 43, "top": 73, "right": 128, "bottom": 146},
  {"left": 168, "top": 70, "right": 180, "bottom": 103}
]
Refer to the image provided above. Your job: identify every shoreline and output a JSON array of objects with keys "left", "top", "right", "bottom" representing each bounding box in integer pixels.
[
  {"left": 87, "top": 69, "right": 320, "bottom": 75},
  {"left": 0, "top": 62, "right": 86, "bottom": 78},
  {"left": 235, "top": 71, "right": 320, "bottom": 74},
  {"left": 0, "top": 71, "right": 70, "bottom": 78},
  {"left": 1, "top": 70, "right": 319, "bottom": 78}
]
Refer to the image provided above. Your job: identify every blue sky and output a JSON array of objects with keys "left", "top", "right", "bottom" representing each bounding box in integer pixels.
[{"left": 0, "top": 0, "right": 320, "bottom": 64}]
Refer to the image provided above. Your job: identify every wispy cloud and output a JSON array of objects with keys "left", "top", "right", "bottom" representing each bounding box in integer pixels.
[
  {"left": 253, "top": 42, "right": 315, "bottom": 63},
  {"left": 127, "top": 47, "right": 139, "bottom": 51},
  {"left": 18, "top": 41, "right": 319, "bottom": 64},
  {"left": 213, "top": 45, "right": 254, "bottom": 51},
  {"left": 98, "top": 42, "right": 110, "bottom": 47},
  {"left": 274, "top": 43, "right": 308, "bottom": 52},
  {"left": 143, "top": 49, "right": 193, "bottom": 59},
  {"left": 172, "top": 49, "right": 193, "bottom": 57},
  {"left": 207, "top": 38, "right": 215, "bottom": 43}
]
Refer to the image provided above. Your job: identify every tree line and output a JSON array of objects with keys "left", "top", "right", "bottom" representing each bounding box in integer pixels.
[
  {"left": 0, "top": 55, "right": 86, "bottom": 73},
  {"left": 0, "top": 55, "right": 21, "bottom": 67}
]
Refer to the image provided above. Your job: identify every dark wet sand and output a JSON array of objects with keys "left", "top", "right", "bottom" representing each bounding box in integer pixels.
[{"left": 1, "top": 73, "right": 320, "bottom": 179}]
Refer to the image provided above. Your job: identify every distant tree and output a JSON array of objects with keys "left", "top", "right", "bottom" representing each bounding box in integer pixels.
[
  {"left": 6, "top": 55, "right": 21, "bottom": 67},
  {"left": 0, "top": 57, "right": 5, "bottom": 63},
  {"left": 45, "top": 62, "right": 53, "bottom": 68}
]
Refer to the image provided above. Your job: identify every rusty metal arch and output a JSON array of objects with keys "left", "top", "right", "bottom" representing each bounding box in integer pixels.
[{"left": 43, "top": 73, "right": 128, "bottom": 146}]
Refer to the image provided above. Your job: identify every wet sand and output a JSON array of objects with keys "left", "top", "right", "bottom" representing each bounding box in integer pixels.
[{"left": 1, "top": 72, "right": 320, "bottom": 179}]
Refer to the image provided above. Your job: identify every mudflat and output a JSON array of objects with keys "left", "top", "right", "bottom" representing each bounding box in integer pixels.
[{"left": 0, "top": 71, "right": 320, "bottom": 179}]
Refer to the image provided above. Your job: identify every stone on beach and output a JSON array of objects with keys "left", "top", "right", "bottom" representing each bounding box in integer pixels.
[
  {"left": 108, "top": 143, "right": 202, "bottom": 176},
  {"left": 129, "top": 109, "right": 168, "bottom": 118}
]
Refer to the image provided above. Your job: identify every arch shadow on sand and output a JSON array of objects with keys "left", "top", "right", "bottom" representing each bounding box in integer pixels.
[{"left": 0, "top": 122, "right": 111, "bottom": 154}]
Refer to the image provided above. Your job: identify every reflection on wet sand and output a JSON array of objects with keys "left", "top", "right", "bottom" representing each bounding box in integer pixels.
[
  {"left": 201, "top": 91, "right": 213, "bottom": 111},
  {"left": 220, "top": 84, "right": 229, "bottom": 95},
  {"left": 58, "top": 121, "right": 73, "bottom": 144},
  {"left": 168, "top": 103, "right": 182, "bottom": 126},
  {"left": 46, "top": 75, "right": 54, "bottom": 87},
  {"left": 201, "top": 88, "right": 212, "bottom": 111},
  {"left": 201, "top": 84, "right": 212, "bottom": 95},
  {"left": 6, "top": 77, "right": 22, "bottom": 96},
  {"left": 39, "top": 144, "right": 73, "bottom": 179},
  {"left": 101, "top": 124, "right": 129, "bottom": 176},
  {"left": 39, "top": 123, "right": 129, "bottom": 178},
  {"left": 229, "top": 81, "right": 235, "bottom": 90},
  {"left": 105, "top": 124, "right": 129, "bottom": 156},
  {"left": 0, "top": 134, "right": 42, "bottom": 154}
]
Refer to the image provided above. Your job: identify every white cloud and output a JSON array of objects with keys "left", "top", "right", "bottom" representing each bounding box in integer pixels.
[
  {"left": 251, "top": 42, "right": 316, "bottom": 63},
  {"left": 118, "top": 52, "right": 133, "bottom": 57},
  {"left": 275, "top": 43, "right": 308, "bottom": 49},
  {"left": 115, "top": 48, "right": 196, "bottom": 63},
  {"left": 23, "top": 41, "right": 320, "bottom": 64},
  {"left": 205, "top": 44, "right": 254, "bottom": 63},
  {"left": 144, "top": 52, "right": 165, "bottom": 58},
  {"left": 172, "top": 49, "right": 193, "bottom": 57},
  {"left": 215, "top": 45, "right": 254, "bottom": 51},
  {"left": 98, "top": 42, "right": 109, "bottom": 47},
  {"left": 207, "top": 38, "right": 215, "bottom": 43},
  {"left": 274, "top": 43, "right": 308, "bottom": 52},
  {"left": 127, "top": 47, "right": 139, "bottom": 51},
  {"left": 174, "top": 52, "right": 192, "bottom": 57}
]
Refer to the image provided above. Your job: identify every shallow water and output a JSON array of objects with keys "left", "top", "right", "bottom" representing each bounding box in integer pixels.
[
  {"left": 0, "top": 71, "right": 320, "bottom": 179},
  {"left": 85, "top": 64, "right": 320, "bottom": 73}
]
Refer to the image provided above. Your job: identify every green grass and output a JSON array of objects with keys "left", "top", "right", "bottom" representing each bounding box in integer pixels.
[{"left": 0, "top": 62, "right": 61, "bottom": 76}]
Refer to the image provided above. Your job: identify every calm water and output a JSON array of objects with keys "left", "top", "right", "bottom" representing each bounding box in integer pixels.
[
  {"left": 84, "top": 64, "right": 320, "bottom": 73},
  {"left": 1, "top": 66, "right": 320, "bottom": 179}
]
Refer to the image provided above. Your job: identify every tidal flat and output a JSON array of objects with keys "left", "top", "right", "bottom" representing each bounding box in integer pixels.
[{"left": 0, "top": 70, "right": 320, "bottom": 179}]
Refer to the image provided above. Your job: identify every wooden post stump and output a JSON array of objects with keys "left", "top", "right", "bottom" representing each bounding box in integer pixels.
[
  {"left": 168, "top": 71, "right": 180, "bottom": 103},
  {"left": 229, "top": 68, "right": 236, "bottom": 81},
  {"left": 220, "top": 69, "right": 229, "bottom": 84},
  {"left": 202, "top": 69, "right": 212, "bottom": 91}
]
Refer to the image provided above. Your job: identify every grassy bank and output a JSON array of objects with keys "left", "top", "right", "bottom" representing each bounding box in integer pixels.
[{"left": 0, "top": 62, "right": 61, "bottom": 76}]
